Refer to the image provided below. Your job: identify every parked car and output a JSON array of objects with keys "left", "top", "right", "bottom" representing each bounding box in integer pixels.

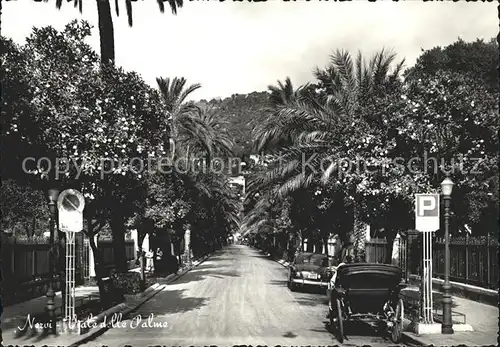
[{"left": 287, "top": 252, "right": 333, "bottom": 291}]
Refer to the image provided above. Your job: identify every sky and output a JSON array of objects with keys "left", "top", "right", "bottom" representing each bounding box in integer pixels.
[{"left": 3, "top": 1, "right": 497, "bottom": 101}]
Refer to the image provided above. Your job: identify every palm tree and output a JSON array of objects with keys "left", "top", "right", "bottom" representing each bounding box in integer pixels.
[
  {"left": 177, "top": 104, "right": 234, "bottom": 165},
  {"left": 268, "top": 77, "right": 300, "bottom": 106},
  {"left": 156, "top": 76, "right": 201, "bottom": 158},
  {"left": 49, "top": 0, "right": 184, "bottom": 65},
  {"left": 155, "top": 77, "right": 238, "bottom": 259},
  {"left": 251, "top": 49, "right": 405, "bottom": 256},
  {"left": 156, "top": 77, "right": 234, "bottom": 166},
  {"left": 254, "top": 77, "right": 315, "bottom": 153}
]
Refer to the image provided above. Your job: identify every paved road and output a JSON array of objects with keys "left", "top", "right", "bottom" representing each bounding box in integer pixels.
[{"left": 82, "top": 245, "right": 408, "bottom": 346}]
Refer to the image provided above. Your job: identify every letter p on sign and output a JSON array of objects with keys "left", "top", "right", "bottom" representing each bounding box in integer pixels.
[{"left": 415, "top": 194, "right": 440, "bottom": 232}]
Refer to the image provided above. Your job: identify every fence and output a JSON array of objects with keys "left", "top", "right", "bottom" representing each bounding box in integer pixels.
[
  {"left": 1, "top": 235, "right": 135, "bottom": 305},
  {"left": 365, "top": 234, "right": 498, "bottom": 290},
  {"left": 97, "top": 239, "right": 136, "bottom": 275},
  {"left": 433, "top": 235, "right": 498, "bottom": 290},
  {"left": 365, "top": 238, "right": 396, "bottom": 264}
]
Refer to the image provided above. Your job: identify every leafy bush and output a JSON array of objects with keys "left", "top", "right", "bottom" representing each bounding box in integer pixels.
[{"left": 111, "top": 272, "right": 144, "bottom": 295}]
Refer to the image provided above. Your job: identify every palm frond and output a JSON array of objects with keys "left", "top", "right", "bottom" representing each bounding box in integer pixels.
[
  {"left": 126, "top": 0, "right": 133, "bottom": 27},
  {"left": 157, "top": 0, "right": 165, "bottom": 12},
  {"left": 167, "top": 0, "right": 184, "bottom": 15}
]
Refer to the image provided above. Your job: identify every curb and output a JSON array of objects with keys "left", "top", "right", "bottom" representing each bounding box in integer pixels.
[
  {"left": 65, "top": 283, "right": 166, "bottom": 347},
  {"left": 68, "top": 253, "right": 214, "bottom": 346},
  {"left": 401, "top": 332, "right": 426, "bottom": 346},
  {"left": 261, "top": 251, "right": 289, "bottom": 268},
  {"left": 164, "top": 253, "right": 213, "bottom": 285}
]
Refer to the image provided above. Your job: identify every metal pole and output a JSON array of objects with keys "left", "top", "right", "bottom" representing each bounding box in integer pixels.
[
  {"left": 486, "top": 233, "right": 491, "bottom": 287},
  {"left": 441, "top": 196, "right": 454, "bottom": 334},
  {"left": 46, "top": 200, "right": 56, "bottom": 334}
]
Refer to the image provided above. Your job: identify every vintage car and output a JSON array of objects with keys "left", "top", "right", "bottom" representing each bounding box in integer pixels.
[
  {"left": 287, "top": 252, "right": 333, "bottom": 291},
  {"left": 328, "top": 263, "right": 406, "bottom": 343}
]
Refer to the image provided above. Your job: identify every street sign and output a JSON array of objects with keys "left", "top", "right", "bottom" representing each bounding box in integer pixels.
[
  {"left": 57, "top": 189, "right": 85, "bottom": 233},
  {"left": 415, "top": 194, "right": 440, "bottom": 232}
]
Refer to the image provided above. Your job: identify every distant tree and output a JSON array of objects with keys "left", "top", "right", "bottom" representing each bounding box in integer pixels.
[{"left": 406, "top": 38, "right": 498, "bottom": 91}]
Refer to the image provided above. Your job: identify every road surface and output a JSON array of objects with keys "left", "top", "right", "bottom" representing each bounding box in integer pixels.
[{"left": 82, "top": 245, "right": 409, "bottom": 346}]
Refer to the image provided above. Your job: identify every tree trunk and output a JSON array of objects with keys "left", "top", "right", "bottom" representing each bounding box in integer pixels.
[
  {"left": 32, "top": 216, "right": 36, "bottom": 237},
  {"left": 110, "top": 211, "right": 128, "bottom": 273},
  {"left": 323, "top": 235, "right": 329, "bottom": 257},
  {"left": 306, "top": 239, "right": 314, "bottom": 252},
  {"left": 96, "top": 0, "right": 115, "bottom": 66},
  {"left": 152, "top": 247, "right": 158, "bottom": 274},
  {"left": 56, "top": 214, "right": 66, "bottom": 313},
  {"left": 85, "top": 216, "right": 108, "bottom": 296},
  {"left": 384, "top": 230, "right": 398, "bottom": 264},
  {"left": 352, "top": 205, "right": 366, "bottom": 253},
  {"left": 88, "top": 231, "right": 106, "bottom": 297},
  {"left": 137, "top": 225, "right": 148, "bottom": 286},
  {"left": 314, "top": 241, "right": 322, "bottom": 254}
]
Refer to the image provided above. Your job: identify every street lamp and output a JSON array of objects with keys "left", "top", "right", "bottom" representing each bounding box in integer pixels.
[
  {"left": 440, "top": 177, "right": 454, "bottom": 334},
  {"left": 46, "top": 187, "right": 60, "bottom": 334}
]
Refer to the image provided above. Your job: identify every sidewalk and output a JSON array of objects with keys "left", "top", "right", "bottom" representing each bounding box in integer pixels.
[
  {"left": 268, "top": 252, "right": 498, "bottom": 346},
  {"left": 1, "top": 253, "right": 213, "bottom": 347},
  {"left": 402, "top": 294, "right": 498, "bottom": 346},
  {"left": 1, "top": 286, "right": 100, "bottom": 331}
]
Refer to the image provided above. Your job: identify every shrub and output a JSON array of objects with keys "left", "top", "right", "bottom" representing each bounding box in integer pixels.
[{"left": 111, "top": 272, "right": 144, "bottom": 295}]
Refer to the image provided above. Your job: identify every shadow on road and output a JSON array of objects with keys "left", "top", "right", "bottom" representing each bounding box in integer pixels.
[
  {"left": 294, "top": 295, "right": 329, "bottom": 307},
  {"left": 323, "top": 319, "right": 393, "bottom": 343},
  {"left": 268, "top": 279, "right": 288, "bottom": 286},
  {"left": 292, "top": 285, "right": 327, "bottom": 295},
  {"left": 171, "top": 268, "right": 241, "bottom": 285},
  {"left": 282, "top": 331, "right": 298, "bottom": 338},
  {"left": 249, "top": 253, "right": 271, "bottom": 260},
  {"left": 125, "top": 288, "right": 209, "bottom": 318}
]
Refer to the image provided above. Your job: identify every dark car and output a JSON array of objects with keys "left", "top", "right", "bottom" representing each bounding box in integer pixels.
[{"left": 287, "top": 252, "right": 333, "bottom": 291}]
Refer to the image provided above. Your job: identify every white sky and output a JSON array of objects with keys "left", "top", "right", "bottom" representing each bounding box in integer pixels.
[{"left": 3, "top": 1, "right": 497, "bottom": 100}]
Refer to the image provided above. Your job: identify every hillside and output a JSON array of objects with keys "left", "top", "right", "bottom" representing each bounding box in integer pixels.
[{"left": 197, "top": 91, "right": 271, "bottom": 158}]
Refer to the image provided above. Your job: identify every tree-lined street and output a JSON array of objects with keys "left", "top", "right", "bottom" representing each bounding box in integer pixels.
[
  {"left": 2, "top": 2, "right": 497, "bottom": 347},
  {"left": 81, "top": 245, "right": 410, "bottom": 347}
]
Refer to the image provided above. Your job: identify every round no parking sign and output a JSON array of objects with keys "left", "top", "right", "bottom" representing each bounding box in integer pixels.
[{"left": 57, "top": 189, "right": 85, "bottom": 233}]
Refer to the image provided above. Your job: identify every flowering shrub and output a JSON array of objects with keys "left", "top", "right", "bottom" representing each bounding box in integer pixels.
[{"left": 111, "top": 272, "right": 143, "bottom": 295}]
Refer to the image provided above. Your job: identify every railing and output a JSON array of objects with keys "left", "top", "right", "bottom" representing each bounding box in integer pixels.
[
  {"left": 1, "top": 236, "right": 136, "bottom": 305},
  {"left": 97, "top": 239, "right": 136, "bottom": 267},
  {"left": 365, "top": 238, "right": 390, "bottom": 264},
  {"left": 366, "top": 234, "right": 498, "bottom": 290},
  {"left": 432, "top": 235, "right": 498, "bottom": 290}
]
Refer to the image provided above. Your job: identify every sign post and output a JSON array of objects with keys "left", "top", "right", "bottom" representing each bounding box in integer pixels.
[
  {"left": 57, "top": 189, "right": 85, "bottom": 334},
  {"left": 414, "top": 194, "right": 439, "bottom": 331},
  {"left": 184, "top": 227, "right": 192, "bottom": 267}
]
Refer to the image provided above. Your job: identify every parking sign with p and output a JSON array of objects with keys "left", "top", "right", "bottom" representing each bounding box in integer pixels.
[{"left": 415, "top": 194, "right": 440, "bottom": 232}]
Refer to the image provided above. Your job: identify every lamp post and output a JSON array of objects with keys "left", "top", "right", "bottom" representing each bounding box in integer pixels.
[
  {"left": 440, "top": 177, "right": 454, "bottom": 334},
  {"left": 46, "top": 188, "right": 60, "bottom": 334}
]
